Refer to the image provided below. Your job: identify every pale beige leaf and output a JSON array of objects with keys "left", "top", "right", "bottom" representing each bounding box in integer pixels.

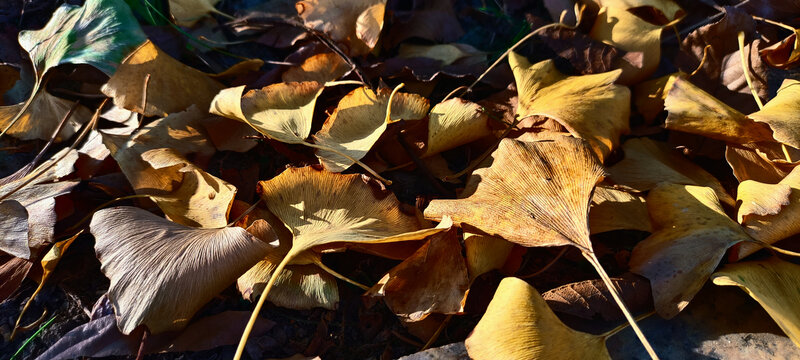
[
  {"left": 91, "top": 206, "right": 272, "bottom": 334},
  {"left": 424, "top": 98, "right": 491, "bottom": 156}
]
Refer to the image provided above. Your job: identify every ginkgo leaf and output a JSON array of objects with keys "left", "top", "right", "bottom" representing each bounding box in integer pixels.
[
  {"left": 237, "top": 219, "right": 339, "bottom": 310},
  {"left": 0, "top": 90, "right": 92, "bottom": 141},
  {"left": 0, "top": 181, "right": 77, "bottom": 259},
  {"left": 281, "top": 53, "right": 349, "bottom": 84},
  {"left": 664, "top": 76, "right": 775, "bottom": 144},
  {"left": 543, "top": 276, "right": 652, "bottom": 322},
  {"left": 101, "top": 107, "right": 228, "bottom": 228},
  {"left": 510, "top": 52, "right": 630, "bottom": 161},
  {"left": 238, "top": 248, "right": 339, "bottom": 310},
  {"left": 423, "top": 135, "right": 659, "bottom": 355},
  {"left": 629, "top": 183, "right": 751, "bottom": 318},
  {"left": 465, "top": 277, "right": 611, "bottom": 360},
  {"left": 589, "top": 0, "right": 684, "bottom": 84},
  {"left": 749, "top": 79, "right": 800, "bottom": 149},
  {"left": 141, "top": 148, "right": 237, "bottom": 228},
  {"left": 90, "top": 206, "right": 272, "bottom": 334},
  {"left": 19, "top": 0, "right": 145, "bottom": 79},
  {"left": 589, "top": 185, "right": 652, "bottom": 234},
  {"left": 464, "top": 232, "right": 515, "bottom": 282},
  {"left": 423, "top": 98, "right": 491, "bottom": 157},
  {"left": 608, "top": 138, "right": 735, "bottom": 206},
  {"left": 355, "top": 2, "right": 386, "bottom": 49},
  {"left": 296, "top": 0, "right": 386, "bottom": 55},
  {"left": 726, "top": 143, "right": 795, "bottom": 183},
  {"left": 313, "top": 86, "right": 429, "bottom": 172},
  {"left": 633, "top": 72, "right": 680, "bottom": 123},
  {"left": 235, "top": 166, "right": 447, "bottom": 357},
  {"left": 4, "top": 0, "right": 145, "bottom": 137},
  {"left": 0, "top": 200, "right": 28, "bottom": 259},
  {"left": 711, "top": 257, "right": 800, "bottom": 347},
  {"left": 733, "top": 165, "right": 800, "bottom": 260},
  {"left": 425, "top": 136, "right": 604, "bottom": 250},
  {"left": 366, "top": 226, "right": 469, "bottom": 321},
  {"left": 102, "top": 40, "right": 226, "bottom": 117},
  {"left": 170, "top": 0, "right": 230, "bottom": 26},
  {"left": 210, "top": 82, "right": 324, "bottom": 144}
]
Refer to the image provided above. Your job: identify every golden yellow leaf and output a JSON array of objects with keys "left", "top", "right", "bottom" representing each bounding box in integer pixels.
[
  {"left": 761, "top": 30, "right": 800, "bottom": 70},
  {"left": 355, "top": 3, "right": 385, "bottom": 49},
  {"left": 90, "top": 206, "right": 272, "bottom": 334},
  {"left": 425, "top": 136, "right": 604, "bottom": 250},
  {"left": 510, "top": 52, "right": 630, "bottom": 161},
  {"left": 210, "top": 82, "right": 324, "bottom": 144},
  {"left": 102, "top": 40, "right": 225, "bottom": 117},
  {"left": 424, "top": 98, "right": 491, "bottom": 156},
  {"left": 749, "top": 79, "right": 800, "bottom": 149},
  {"left": 398, "top": 43, "right": 485, "bottom": 66},
  {"left": 629, "top": 183, "right": 751, "bottom": 318},
  {"left": 465, "top": 277, "right": 611, "bottom": 360},
  {"left": 464, "top": 232, "right": 515, "bottom": 282},
  {"left": 313, "top": 86, "right": 429, "bottom": 172},
  {"left": 608, "top": 138, "right": 734, "bottom": 206},
  {"left": 281, "top": 53, "right": 349, "bottom": 84},
  {"left": 633, "top": 72, "right": 680, "bottom": 123},
  {"left": 725, "top": 143, "right": 796, "bottom": 183},
  {"left": 712, "top": 257, "right": 800, "bottom": 347},
  {"left": 664, "top": 76, "right": 775, "bottom": 144},
  {"left": 733, "top": 165, "right": 800, "bottom": 260}
]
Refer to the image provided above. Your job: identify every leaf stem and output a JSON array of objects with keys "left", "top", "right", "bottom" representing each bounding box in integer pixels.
[
  {"left": 314, "top": 259, "right": 370, "bottom": 290},
  {"left": 601, "top": 310, "right": 656, "bottom": 339},
  {"left": 234, "top": 252, "right": 293, "bottom": 360},
  {"left": 302, "top": 141, "right": 392, "bottom": 185},
  {"left": 583, "top": 251, "right": 659, "bottom": 360}
]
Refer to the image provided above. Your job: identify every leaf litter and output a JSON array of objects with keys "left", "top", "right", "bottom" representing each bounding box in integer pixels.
[{"left": 2, "top": 0, "right": 800, "bottom": 359}]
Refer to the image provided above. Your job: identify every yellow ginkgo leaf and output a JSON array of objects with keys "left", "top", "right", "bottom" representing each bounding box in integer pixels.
[
  {"left": 589, "top": 0, "right": 684, "bottom": 84},
  {"left": 510, "top": 52, "right": 630, "bottom": 161},
  {"left": 629, "top": 183, "right": 751, "bottom": 318},
  {"left": 141, "top": 148, "right": 237, "bottom": 228},
  {"left": 235, "top": 166, "right": 446, "bottom": 358},
  {"left": 313, "top": 86, "right": 429, "bottom": 172},
  {"left": 608, "top": 138, "right": 735, "bottom": 206},
  {"left": 760, "top": 30, "right": 800, "bottom": 69},
  {"left": 281, "top": 53, "right": 349, "bottom": 84},
  {"left": 0, "top": 90, "right": 92, "bottom": 141},
  {"left": 733, "top": 165, "right": 800, "bottom": 260},
  {"left": 465, "top": 277, "right": 611, "bottom": 360},
  {"left": 424, "top": 98, "right": 491, "bottom": 157},
  {"left": 712, "top": 257, "right": 800, "bottom": 347},
  {"left": 366, "top": 226, "right": 469, "bottom": 322},
  {"left": 749, "top": 79, "right": 800, "bottom": 149},
  {"left": 237, "top": 218, "right": 339, "bottom": 310},
  {"left": 90, "top": 206, "right": 272, "bottom": 334},
  {"left": 464, "top": 232, "right": 515, "bottom": 282},
  {"left": 210, "top": 82, "right": 324, "bottom": 145},
  {"left": 664, "top": 76, "right": 775, "bottom": 144},
  {"left": 102, "top": 40, "right": 225, "bottom": 117},
  {"left": 589, "top": 185, "right": 652, "bottom": 234},
  {"left": 725, "top": 143, "right": 796, "bottom": 183},
  {"left": 425, "top": 136, "right": 604, "bottom": 250},
  {"left": 424, "top": 135, "right": 658, "bottom": 356},
  {"left": 297, "top": 0, "right": 386, "bottom": 55},
  {"left": 101, "top": 108, "right": 232, "bottom": 228}
]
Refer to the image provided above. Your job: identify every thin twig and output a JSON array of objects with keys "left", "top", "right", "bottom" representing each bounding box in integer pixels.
[{"left": 518, "top": 247, "right": 567, "bottom": 279}]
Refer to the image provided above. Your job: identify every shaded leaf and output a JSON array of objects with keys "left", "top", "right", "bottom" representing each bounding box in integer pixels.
[
  {"left": 629, "top": 183, "right": 751, "bottom": 318},
  {"left": 543, "top": 276, "right": 652, "bottom": 322},
  {"left": 589, "top": 185, "right": 652, "bottom": 234}
]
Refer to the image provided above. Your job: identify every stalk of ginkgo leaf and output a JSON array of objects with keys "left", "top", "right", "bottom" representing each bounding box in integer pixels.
[{"left": 584, "top": 252, "right": 660, "bottom": 360}]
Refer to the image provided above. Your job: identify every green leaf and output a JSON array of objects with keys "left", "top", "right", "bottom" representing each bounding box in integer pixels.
[{"left": 18, "top": 0, "right": 147, "bottom": 80}]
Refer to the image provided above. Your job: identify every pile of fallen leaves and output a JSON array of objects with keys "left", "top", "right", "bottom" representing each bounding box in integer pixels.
[{"left": 2, "top": 0, "right": 800, "bottom": 359}]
